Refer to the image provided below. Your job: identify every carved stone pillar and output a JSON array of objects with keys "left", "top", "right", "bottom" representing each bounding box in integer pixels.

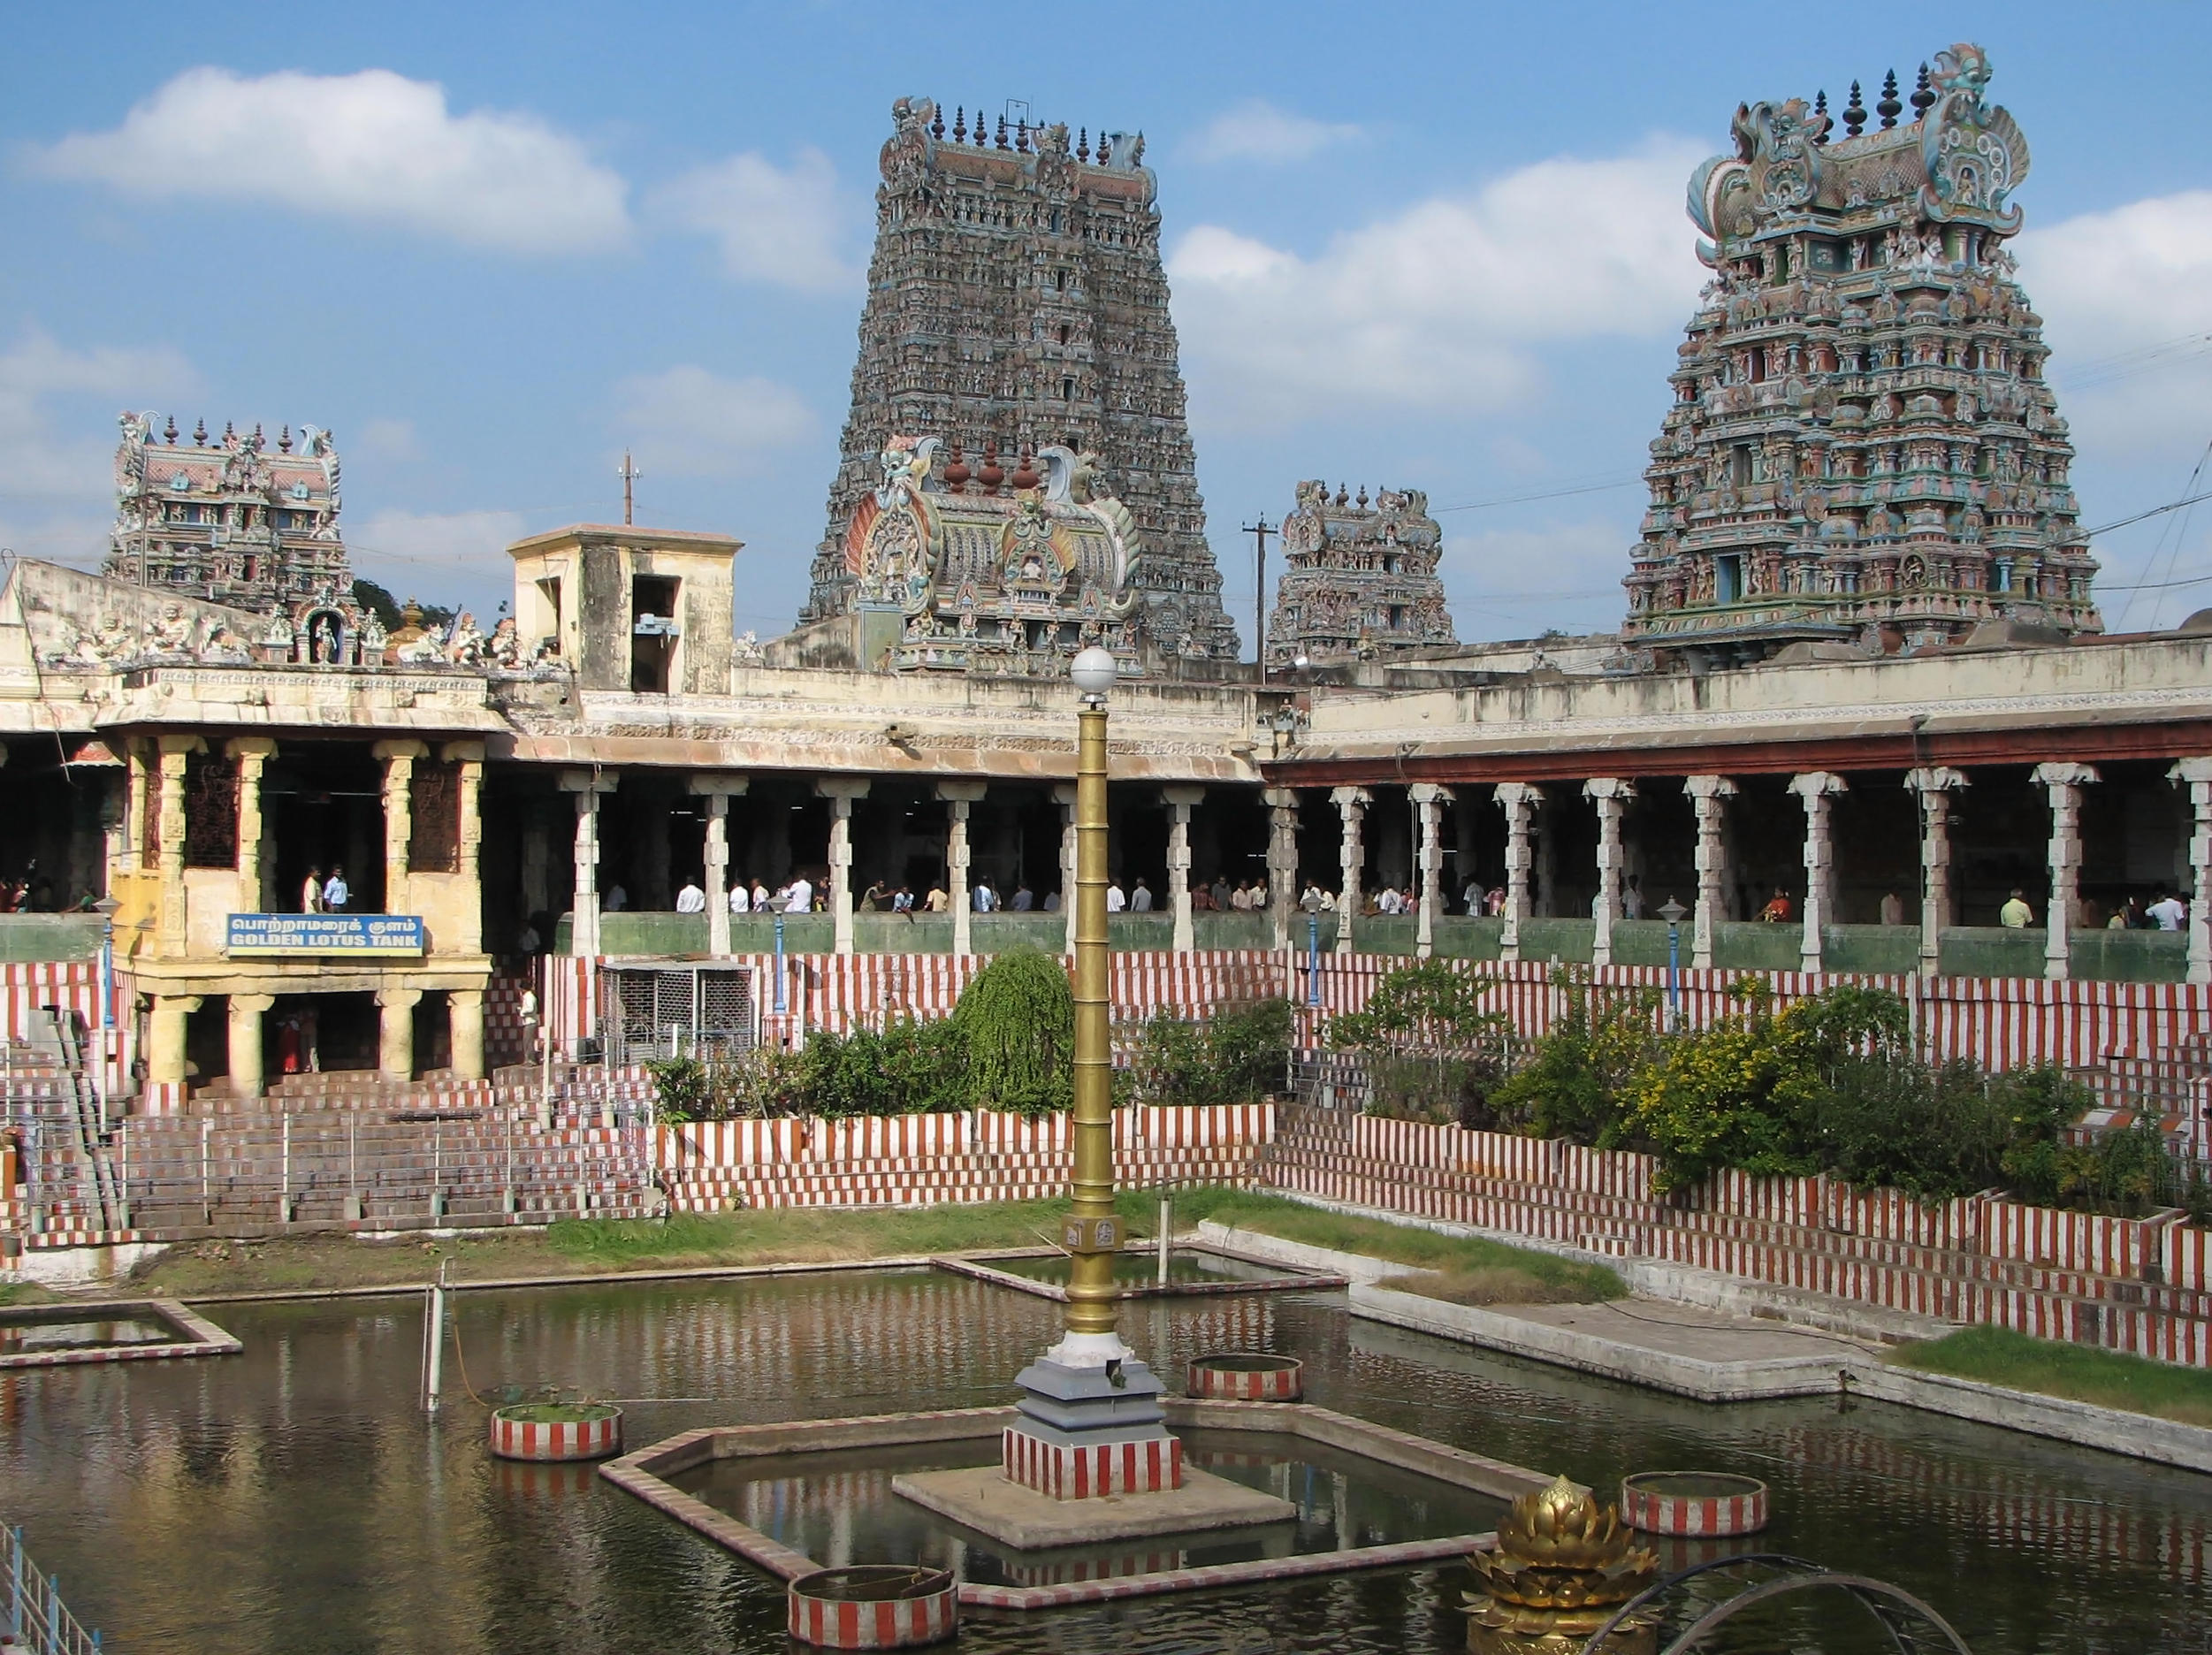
[
  {"left": 121, "top": 740, "right": 149, "bottom": 873},
  {"left": 228, "top": 736, "right": 278, "bottom": 913},
  {"left": 1584, "top": 778, "right": 1634, "bottom": 967},
  {"left": 377, "top": 986, "right": 423, "bottom": 1081},
  {"left": 1904, "top": 766, "right": 1970, "bottom": 976},
  {"left": 817, "top": 777, "right": 872, "bottom": 956},
  {"left": 2173, "top": 759, "right": 2212, "bottom": 986},
  {"left": 1264, "top": 787, "right": 1300, "bottom": 951},
  {"left": 1495, "top": 783, "right": 1544, "bottom": 963},
  {"left": 937, "top": 781, "right": 988, "bottom": 955},
  {"left": 1684, "top": 774, "right": 1735, "bottom": 971},
  {"left": 2033, "top": 762, "right": 2100, "bottom": 981},
  {"left": 559, "top": 770, "right": 619, "bottom": 957},
  {"left": 1789, "top": 772, "right": 1848, "bottom": 972},
  {"left": 1054, "top": 782, "right": 1078, "bottom": 954},
  {"left": 1163, "top": 786, "right": 1204, "bottom": 953},
  {"left": 148, "top": 995, "right": 202, "bottom": 1087},
  {"left": 442, "top": 740, "right": 485, "bottom": 955},
  {"left": 449, "top": 988, "right": 485, "bottom": 1080},
  {"left": 373, "top": 739, "right": 427, "bottom": 917},
  {"left": 1331, "top": 786, "right": 1371, "bottom": 956},
  {"left": 687, "top": 774, "right": 747, "bottom": 957},
  {"left": 155, "top": 736, "right": 200, "bottom": 957},
  {"left": 227, "top": 992, "right": 274, "bottom": 1100},
  {"left": 1409, "top": 783, "right": 1454, "bottom": 959}
]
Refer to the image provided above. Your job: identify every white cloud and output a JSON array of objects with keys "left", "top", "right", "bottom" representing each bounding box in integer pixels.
[
  {"left": 357, "top": 417, "right": 422, "bottom": 462},
  {"left": 652, "top": 149, "right": 853, "bottom": 290},
  {"left": 612, "top": 365, "right": 815, "bottom": 477},
  {"left": 2019, "top": 190, "right": 2212, "bottom": 456},
  {"left": 0, "top": 329, "right": 198, "bottom": 502},
  {"left": 1169, "top": 138, "right": 1707, "bottom": 426},
  {"left": 28, "top": 67, "right": 630, "bottom": 255},
  {"left": 1187, "top": 100, "right": 1362, "bottom": 164},
  {"left": 350, "top": 507, "right": 530, "bottom": 590}
]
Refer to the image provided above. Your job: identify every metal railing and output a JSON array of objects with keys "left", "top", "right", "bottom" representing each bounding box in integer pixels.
[{"left": 4, "top": 1522, "right": 105, "bottom": 1654}]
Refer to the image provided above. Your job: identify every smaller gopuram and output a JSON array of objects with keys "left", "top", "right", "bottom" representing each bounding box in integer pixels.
[
  {"left": 1622, "top": 44, "right": 2101, "bottom": 663},
  {"left": 104, "top": 413, "right": 354, "bottom": 614},
  {"left": 1266, "top": 480, "right": 1454, "bottom": 667}
]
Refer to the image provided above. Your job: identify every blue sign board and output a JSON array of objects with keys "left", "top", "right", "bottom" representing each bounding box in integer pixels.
[{"left": 226, "top": 913, "right": 426, "bottom": 956}]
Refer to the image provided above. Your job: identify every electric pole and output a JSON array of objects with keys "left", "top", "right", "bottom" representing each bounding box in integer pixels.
[
  {"left": 1242, "top": 515, "right": 1275, "bottom": 684},
  {"left": 617, "top": 451, "right": 642, "bottom": 526}
]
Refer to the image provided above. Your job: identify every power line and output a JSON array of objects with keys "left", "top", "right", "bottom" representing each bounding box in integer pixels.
[{"left": 1433, "top": 477, "right": 1643, "bottom": 514}]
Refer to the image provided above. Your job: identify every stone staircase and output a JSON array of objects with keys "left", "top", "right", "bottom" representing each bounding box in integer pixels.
[
  {"left": 2074, "top": 1037, "right": 2212, "bottom": 1155},
  {"left": 1255, "top": 1107, "right": 2212, "bottom": 1360}
]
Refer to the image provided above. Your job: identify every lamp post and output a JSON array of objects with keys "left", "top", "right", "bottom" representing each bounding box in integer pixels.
[
  {"left": 1659, "top": 896, "right": 1686, "bottom": 1032},
  {"left": 1062, "top": 644, "right": 1122, "bottom": 1349}
]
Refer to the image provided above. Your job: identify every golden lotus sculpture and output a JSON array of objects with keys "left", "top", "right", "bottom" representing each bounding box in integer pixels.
[{"left": 1464, "top": 1475, "right": 1663, "bottom": 1654}]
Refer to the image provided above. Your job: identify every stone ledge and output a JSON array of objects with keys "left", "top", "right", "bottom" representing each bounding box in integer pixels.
[{"left": 893, "top": 1463, "right": 1292, "bottom": 1549}]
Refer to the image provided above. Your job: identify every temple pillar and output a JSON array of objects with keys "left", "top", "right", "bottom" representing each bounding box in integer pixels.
[
  {"left": 377, "top": 987, "right": 423, "bottom": 1081},
  {"left": 1684, "top": 774, "right": 1735, "bottom": 971},
  {"left": 2172, "top": 759, "right": 2212, "bottom": 985},
  {"left": 2033, "top": 762, "right": 2100, "bottom": 981},
  {"left": 449, "top": 988, "right": 485, "bottom": 1081},
  {"left": 121, "top": 740, "right": 149, "bottom": 873},
  {"left": 817, "top": 777, "right": 872, "bottom": 955},
  {"left": 155, "top": 736, "right": 201, "bottom": 957},
  {"left": 1789, "top": 772, "right": 1848, "bottom": 972},
  {"left": 937, "top": 781, "right": 988, "bottom": 955},
  {"left": 559, "top": 770, "right": 620, "bottom": 957},
  {"left": 442, "top": 740, "right": 485, "bottom": 954},
  {"left": 1495, "top": 783, "right": 1544, "bottom": 963},
  {"left": 148, "top": 995, "right": 201, "bottom": 1088},
  {"left": 1905, "top": 766, "right": 1970, "bottom": 976},
  {"left": 1264, "top": 787, "right": 1300, "bottom": 951},
  {"left": 1585, "top": 778, "right": 1634, "bottom": 967},
  {"left": 1055, "top": 782, "right": 1078, "bottom": 953},
  {"left": 1331, "top": 786, "right": 1371, "bottom": 956},
  {"left": 373, "top": 740, "right": 427, "bottom": 918},
  {"left": 227, "top": 993, "right": 273, "bottom": 1100},
  {"left": 687, "top": 773, "right": 748, "bottom": 957},
  {"left": 1163, "top": 786, "right": 1204, "bottom": 953},
  {"left": 228, "top": 736, "right": 278, "bottom": 912},
  {"left": 1410, "top": 783, "right": 1453, "bottom": 959}
]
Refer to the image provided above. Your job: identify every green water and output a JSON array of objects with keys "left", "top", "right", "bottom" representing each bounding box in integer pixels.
[{"left": 0, "top": 1270, "right": 2204, "bottom": 1652}]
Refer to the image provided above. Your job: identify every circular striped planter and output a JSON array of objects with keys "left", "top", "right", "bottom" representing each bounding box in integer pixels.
[
  {"left": 488, "top": 1403, "right": 624, "bottom": 1462},
  {"left": 788, "top": 1566, "right": 957, "bottom": 1649},
  {"left": 1186, "top": 1352, "right": 1304, "bottom": 1402},
  {"left": 1621, "top": 1470, "right": 1769, "bottom": 1537}
]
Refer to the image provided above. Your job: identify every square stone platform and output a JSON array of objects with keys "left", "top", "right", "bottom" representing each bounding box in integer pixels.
[{"left": 893, "top": 1464, "right": 1296, "bottom": 1551}]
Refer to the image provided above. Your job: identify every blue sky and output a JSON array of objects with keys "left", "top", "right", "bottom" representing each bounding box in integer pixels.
[{"left": 5, "top": 1, "right": 2211, "bottom": 644}]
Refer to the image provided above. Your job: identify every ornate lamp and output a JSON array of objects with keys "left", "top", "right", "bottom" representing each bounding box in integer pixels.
[{"left": 1463, "top": 1475, "right": 1661, "bottom": 1654}]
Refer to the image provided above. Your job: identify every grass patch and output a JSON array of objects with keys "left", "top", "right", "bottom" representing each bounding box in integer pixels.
[
  {"left": 1376, "top": 1268, "right": 1597, "bottom": 1308},
  {"left": 0, "top": 1281, "right": 57, "bottom": 1307},
  {"left": 1166, "top": 1186, "right": 1626, "bottom": 1304},
  {"left": 1890, "top": 1325, "right": 2212, "bottom": 1428}
]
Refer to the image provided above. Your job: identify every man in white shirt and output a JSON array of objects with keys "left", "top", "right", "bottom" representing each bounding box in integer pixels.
[
  {"left": 675, "top": 881, "right": 706, "bottom": 914},
  {"left": 1379, "top": 887, "right": 1405, "bottom": 915},
  {"left": 973, "top": 881, "right": 996, "bottom": 913},
  {"left": 1301, "top": 882, "right": 1325, "bottom": 912},
  {"left": 1462, "top": 880, "right": 1482, "bottom": 915},
  {"left": 728, "top": 881, "right": 751, "bottom": 914},
  {"left": 1106, "top": 880, "right": 1126, "bottom": 912},
  {"left": 750, "top": 880, "right": 769, "bottom": 912},
  {"left": 784, "top": 875, "right": 813, "bottom": 913},
  {"left": 323, "top": 866, "right": 350, "bottom": 911},
  {"left": 2148, "top": 887, "right": 2189, "bottom": 931},
  {"left": 1229, "top": 881, "right": 1252, "bottom": 911},
  {"left": 301, "top": 866, "right": 324, "bottom": 914},
  {"left": 1131, "top": 877, "right": 1154, "bottom": 911}
]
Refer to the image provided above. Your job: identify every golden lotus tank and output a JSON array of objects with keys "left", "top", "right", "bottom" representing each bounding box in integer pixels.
[{"left": 1462, "top": 1474, "right": 1663, "bottom": 1655}]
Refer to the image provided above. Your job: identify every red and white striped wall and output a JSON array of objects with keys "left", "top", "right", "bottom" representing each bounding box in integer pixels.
[
  {"left": 3, "top": 961, "right": 132, "bottom": 1099},
  {"left": 787, "top": 1574, "right": 958, "bottom": 1650},
  {"left": 487, "top": 1407, "right": 624, "bottom": 1462},
  {"left": 1002, "top": 1424, "right": 1184, "bottom": 1499}
]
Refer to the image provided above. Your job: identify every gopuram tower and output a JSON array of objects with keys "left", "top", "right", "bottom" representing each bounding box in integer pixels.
[
  {"left": 803, "top": 98, "right": 1236, "bottom": 675},
  {"left": 1621, "top": 45, "right": 2101, "bottom": 665}
]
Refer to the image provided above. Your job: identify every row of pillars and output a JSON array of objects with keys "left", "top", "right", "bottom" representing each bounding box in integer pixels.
[
  {"left": 561, "top": 770, "right": 1307, "bottom": 958},
  {"left": 143, "top": 986, "right": 486, "bottom": 1097},
  {"left": 1331, "top": 761, "right": 2212, "bottom": 983}
]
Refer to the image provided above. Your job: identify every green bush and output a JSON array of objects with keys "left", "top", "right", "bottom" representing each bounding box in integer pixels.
[
  {"left": 950, "top": 947, "right": 1073, "bottom": 1117},
  {"left": 1126, "top": 997, "right": 1293, "bottom": 1107},
  {"left": 1491, "top": 968, "right": 1661, "bottom": 1144},
  {"left": 1329, "top": 960, "right": 1518, "bottom": 1126}
]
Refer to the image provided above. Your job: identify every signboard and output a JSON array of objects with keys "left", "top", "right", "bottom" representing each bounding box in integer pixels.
[{"left": 226, "top": 913, "right": 426, "bottom": 956}]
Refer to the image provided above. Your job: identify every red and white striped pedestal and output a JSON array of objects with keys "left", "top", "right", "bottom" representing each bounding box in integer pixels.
[
  {"left": 487, "top": 1404, "right": 624, "bottom": 1462},
  {"left": 1002, "top": 1423, "right": 1184, "bottom": 1499},
  {"left": 787, "top": 1567, "right": 957, "bottom": 1649},
  {"left": 1186, "top": 1352, "right": 1304, "bottom": 1401},
  {"left": 1620, "top": 1471, "right": 1769, "bottom": 1537}
]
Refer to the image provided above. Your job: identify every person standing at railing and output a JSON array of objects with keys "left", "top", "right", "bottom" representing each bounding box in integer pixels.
[
  {"left": 675, "top": 880, "right": 706, "bottom": 914},
  {"left": 323, "top": 866, "right": 350, "bottom": 912},
  {"left": 301, "top": 866, "right": 324, "bottom": 913}
]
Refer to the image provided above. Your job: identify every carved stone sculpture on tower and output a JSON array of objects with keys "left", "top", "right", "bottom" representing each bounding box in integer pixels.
[{"left": 1267, "top": 479, "right": 1455, "bottom": 666}]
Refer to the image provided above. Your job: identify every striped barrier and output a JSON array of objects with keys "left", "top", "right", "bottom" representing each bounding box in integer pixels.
[
  {"left": 787, "top": 1567, "right": 958, "bottom": 1650},
  {"left": 1003, "top": 1425, "right": 1184, "bottom": 1499},
  {"left": 1186, "top": 1353, "right": 1303, "bottom": 1401},
  {"left": 1620, "top": 1472, "right": 1770, "bottom": 1537},
  {"left": 487, "top": 1404, "right": 624, "bottom": 1462}
]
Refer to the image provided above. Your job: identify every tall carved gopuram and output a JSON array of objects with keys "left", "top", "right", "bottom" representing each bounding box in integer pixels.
[
  {"left": 1266, "top": 480, "right": 1455, "bottom": 667},
  {"left": 1621, "top": 45, "right": 2101, "bottom": 664},
  {"left": 805, "top": 98, "right": 1235, "bottom": 673},
  {"left": 104, "top": 413, "right": 352, "bottom": 614}
]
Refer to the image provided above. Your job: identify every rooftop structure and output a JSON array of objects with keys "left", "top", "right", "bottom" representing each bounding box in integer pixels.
[
  {"left": 104, "top": 413, "right": 353, "bottom": 614},
  {"left": 1621, "top": 44, "right": 2100, "bottom": 664},
  {"left": 1266, "top": 480, "right": 1454, "bottom": 667},
  {"left": 803, "top": 97, "right": 1234, "bottom": 671}
]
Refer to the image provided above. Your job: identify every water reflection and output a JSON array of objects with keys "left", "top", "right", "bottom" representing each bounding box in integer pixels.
[{"left": 0, "top": 1272, "right": 2201, "bottom": 1653}]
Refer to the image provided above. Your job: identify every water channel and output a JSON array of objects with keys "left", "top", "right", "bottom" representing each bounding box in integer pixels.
[{"left": 2, "top": 1270, "right": 2206, "bottom": 1653}]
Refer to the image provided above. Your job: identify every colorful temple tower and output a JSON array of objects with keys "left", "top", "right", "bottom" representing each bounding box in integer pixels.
[
  {"left": 1266, "top": 480, "right": 1455, "bottom": 666},
  {"left": 104, "top": 414, "right": 353, "bottom": 614},
  {"left": 1621, "top": 44, "right": 2101, "bottom": 663},
  {"left": 803, "top": 98, "right": 1235, "bottom": 673}
]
